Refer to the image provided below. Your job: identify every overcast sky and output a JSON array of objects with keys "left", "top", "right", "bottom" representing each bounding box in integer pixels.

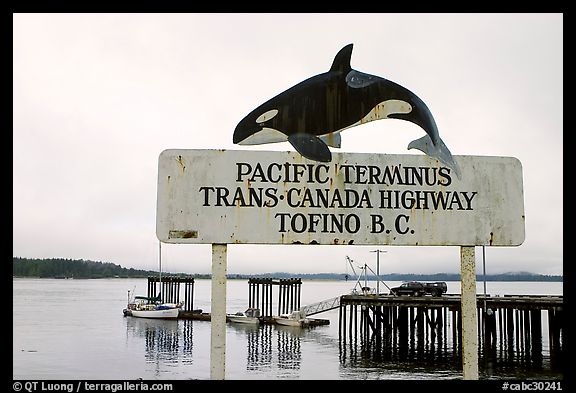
[{"left": 13, "top": 13, "right": 563, "bottom": 276}]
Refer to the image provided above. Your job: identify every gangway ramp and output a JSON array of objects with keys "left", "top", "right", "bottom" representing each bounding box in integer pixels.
[{"left": 300, "top": 296, "right": 341, "bottom": 316}]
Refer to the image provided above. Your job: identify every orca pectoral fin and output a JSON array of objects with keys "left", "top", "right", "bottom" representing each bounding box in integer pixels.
[
  {"left": 288, "top": 134, "right": 332, "bottom": 162},
  {"left": 319, "top": 132, "right": 341, "bottom": 148}
]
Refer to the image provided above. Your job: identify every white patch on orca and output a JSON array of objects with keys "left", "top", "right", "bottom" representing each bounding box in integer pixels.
[
  {"left": 333, "top": 99, "right": 413, "bottom": 133},
  {"left": 362, "top": 99, "right": 412, "bottom": 122},
  {"left": 237, "top": 127, "right": 287, "bottom": 145},
  {"left": 256, "top": 109, "right": 279, "bottom": 124}
]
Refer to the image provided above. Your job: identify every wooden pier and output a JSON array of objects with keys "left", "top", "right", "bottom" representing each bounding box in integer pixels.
[
  {"left": 147, "top": 275, "right": 196, "bottom": 311},
  {"left": 248, "top": 277, "right": 302, "bottom": 317},
  {"left": 338, "top": 293, "right": 563, "bottom": 365}
]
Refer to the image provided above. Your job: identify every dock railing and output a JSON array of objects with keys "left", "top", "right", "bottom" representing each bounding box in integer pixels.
[{"left": 300, "top": 296, "right": 341, "bottom": 316}]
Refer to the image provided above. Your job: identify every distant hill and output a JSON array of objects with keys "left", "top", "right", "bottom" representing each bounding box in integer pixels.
[
  {"left": 13, "top": 257, "right": 562, "bottom": 282},
  {"left": 232, "top": 272, "right": 563, "bottom": 282}
]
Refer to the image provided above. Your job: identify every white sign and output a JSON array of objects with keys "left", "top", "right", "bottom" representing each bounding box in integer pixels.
[{"left": 156, "top": 149, "right": 524, "bottom": 246}]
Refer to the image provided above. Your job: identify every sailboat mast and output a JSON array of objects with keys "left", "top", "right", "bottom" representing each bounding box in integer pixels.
[{"left": 159, "top": 241, "right": 162, "bottom": 301}]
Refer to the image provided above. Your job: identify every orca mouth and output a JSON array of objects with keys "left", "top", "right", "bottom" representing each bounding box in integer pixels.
[
  {"left": 233, "top": 124, "right": 262, "bottom": 144},
  {"left": 234, "top": 108, "right": 280, "bottom": 145},
  {"left": 236, "top": 127, "right": 288, "bottom": 145}
]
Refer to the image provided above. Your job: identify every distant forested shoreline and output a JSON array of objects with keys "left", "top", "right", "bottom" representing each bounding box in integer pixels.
[
  {"left": 12, "top": 257, "right": 163, "bottom": 279},
  {"left": 12, "top": 257, "right": 563, "bottom": 282}
]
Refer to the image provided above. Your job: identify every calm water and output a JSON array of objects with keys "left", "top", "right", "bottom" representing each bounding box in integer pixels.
[{"left": 13, "top": 278, "right": 563, "bottom": 380}]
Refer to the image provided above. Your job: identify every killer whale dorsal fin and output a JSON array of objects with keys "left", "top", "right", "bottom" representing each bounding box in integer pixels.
[
  {"left": 288, "top": 133, "right": 332, "bottom": 162},
  {"left": 329, "top": 44, "right": 353, "bottom": 73}
]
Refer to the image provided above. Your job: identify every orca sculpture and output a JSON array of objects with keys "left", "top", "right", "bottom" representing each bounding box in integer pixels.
[{"left": 233, "top": 43, "right": 461, "bottom": 179}]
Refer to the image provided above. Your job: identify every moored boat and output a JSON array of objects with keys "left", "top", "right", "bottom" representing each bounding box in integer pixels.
[
  {"left": 122, "top": 242, "right": 182, "bottom": 320},
  {"left": 124, "top": 295, "right": 182, "bottom": 319},
  {"left": 274, "top": 310, "right": 309, "bottom": 327},
  {"left": 227, "top": 307, "right": 261, "bottom": 325}
]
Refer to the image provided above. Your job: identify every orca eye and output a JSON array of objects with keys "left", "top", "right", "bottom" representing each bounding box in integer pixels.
[{"left": 256, "top": 109, "right": 278, "bottom": 124}]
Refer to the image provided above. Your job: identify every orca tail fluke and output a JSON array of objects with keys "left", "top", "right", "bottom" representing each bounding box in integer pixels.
[{"left": 408, "top": 134, "right": 461, "bottom": 180}]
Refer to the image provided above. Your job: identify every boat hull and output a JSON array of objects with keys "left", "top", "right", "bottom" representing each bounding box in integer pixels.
[
  {"left": 228, "top": 316, "right": 260, "bottom": 324},
  {"left": 130, "top": 308, "right": 179, "bottom": 319},
  {"left": 275, "top": 317, "right": 304, "bottom": 327}
]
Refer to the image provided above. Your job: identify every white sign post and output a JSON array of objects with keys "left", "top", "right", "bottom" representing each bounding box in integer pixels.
[
  {"left": 460, "top": 245, "right": 478, "bottom": 379},
  {"left": 210, "top": 244, "right": 227, "bottom": 380},
  {"left": 156, "top": 149, "right": 525, "bottom": 380}
]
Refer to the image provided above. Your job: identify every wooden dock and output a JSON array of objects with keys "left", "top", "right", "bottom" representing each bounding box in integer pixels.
[{"left": 338, "top": 293, "right": 563, "bottom": 364}]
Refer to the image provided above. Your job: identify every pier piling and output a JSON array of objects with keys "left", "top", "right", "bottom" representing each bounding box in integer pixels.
[
  {"left": 338, "top": 294, "right": 563, "bottom": 373},
  {"left": 248, "top": 277, "right": 302, "bottom": 317},
  {"left": 147, "top": 276, "right": 195, "bottom": 310}
]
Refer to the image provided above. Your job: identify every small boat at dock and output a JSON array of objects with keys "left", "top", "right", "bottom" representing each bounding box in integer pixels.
[
  {"left": 274, "top": 310, "right": 310, "bottom": 327},
  {"left": 227, "top": 307, "right": 261, "bottom": 325},
  {"left": 122, "top": 242, "right": 182, "bottom": 320},
  {"left": 123, "top": 295, "right": 182, "bottom": 319}
]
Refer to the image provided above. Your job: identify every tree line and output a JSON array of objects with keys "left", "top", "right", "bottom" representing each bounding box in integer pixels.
[
  {"left": 12, "top": 257, "right": 163, "bottom": 279},
  {"left": 13, "top": 257, "right": 562, "bottom": 281}
]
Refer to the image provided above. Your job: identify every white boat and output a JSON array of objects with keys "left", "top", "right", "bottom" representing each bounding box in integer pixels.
[
  {"left": 274, "top": 310, "right": 309, "bottom": 327},
  {"left": 227, "top": 307, "right": 261, "bottom": 325},
  {"left": 123, "top": 242, "right": 182, "bottom": 320},
  {"left": 124, "top": 295, "right": 182, "bottom": 319}
]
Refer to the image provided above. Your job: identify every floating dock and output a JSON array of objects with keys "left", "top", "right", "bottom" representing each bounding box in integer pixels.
[
  {"left": 146, "top": 276, "right": 329, "bottom": 326},
  {"left": 177, "top": 311, "right": 329, "bottom": 326}
]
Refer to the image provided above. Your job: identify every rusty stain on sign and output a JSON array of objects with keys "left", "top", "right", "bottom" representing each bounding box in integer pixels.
[
  {"left": 168, "top": 230, "right": 198, "bottom": 239},
  {"left": 176, "top": 155, "right": 186, "bottom": 173}
]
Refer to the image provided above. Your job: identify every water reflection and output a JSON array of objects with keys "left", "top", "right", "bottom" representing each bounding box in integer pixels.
[
  {"left": 275, "top": 325, "right": 302, "bottom": 370},
  {"left": 228, "top": 323, "right": 305, "bottom": 373},
  {"left": 124, "top": 315, "right": 561, "bottom": 379},
  {"left": 125, "top": 317, "right": 194, "bottom": 368},
  {"left": 230, "top": 323, "right": 274, "bottom": 371},
  {"left": 337, "top": 310, "right": 561, "bottom": 380}
]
